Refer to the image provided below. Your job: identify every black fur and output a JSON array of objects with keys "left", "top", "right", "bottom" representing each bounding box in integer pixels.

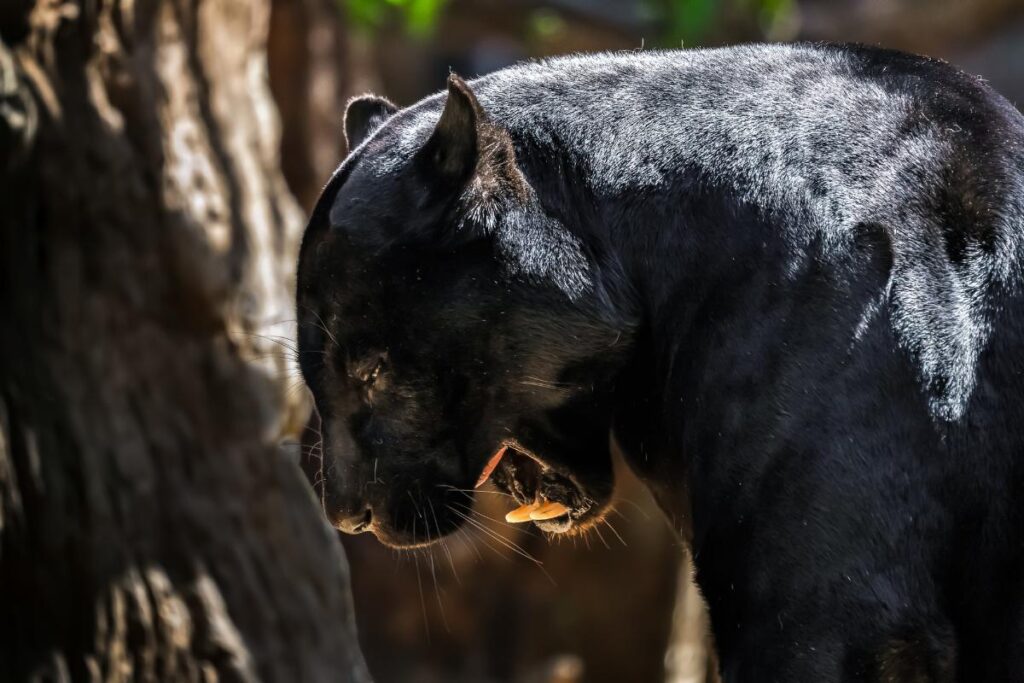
[{"left": 297, "top": 44, "right": 1024, "bottom": 681}]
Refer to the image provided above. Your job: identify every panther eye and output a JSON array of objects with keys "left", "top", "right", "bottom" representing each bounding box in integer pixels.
[
  {"left": 352, "top": 352, "right": 388, "bottom": 394},
  {"left": 366, "top": 359, "right": 384, "bottom": 385}
]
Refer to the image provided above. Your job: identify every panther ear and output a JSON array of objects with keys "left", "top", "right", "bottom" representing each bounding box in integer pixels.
[
  {"left": 418, "top": 73, "right": 528, "bottom": 208},
  {"left": 344, "top": 94, "right": 398, "bottom": 150},
  {"left": 418, "top": 74, "right": 485, "bottom": 186}
]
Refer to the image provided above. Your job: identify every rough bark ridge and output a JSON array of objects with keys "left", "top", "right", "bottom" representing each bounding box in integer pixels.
[{"left": 0, "top": 1, "right": 369, "bottom": 680}]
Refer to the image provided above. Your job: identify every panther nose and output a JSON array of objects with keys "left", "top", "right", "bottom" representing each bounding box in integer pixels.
[{"left": 332, "top": 506, "right": 373, "bottom": 534}]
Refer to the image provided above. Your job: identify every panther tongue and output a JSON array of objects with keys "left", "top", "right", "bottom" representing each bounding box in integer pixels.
[{"left": 475, "top": 446, "right": 508, "bottom": 489}]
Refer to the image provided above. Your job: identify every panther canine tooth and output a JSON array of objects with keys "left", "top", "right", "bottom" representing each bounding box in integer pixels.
[
  {"left": 529, "top": 501, "right": 570, "bottom": 520},
  {"left": 505, "top": 501, "right": 541, "bottom": 523}
]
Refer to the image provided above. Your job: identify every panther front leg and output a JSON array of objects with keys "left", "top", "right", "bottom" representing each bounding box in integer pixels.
[
  {"left": 717, "top": 618, "right": 956, "bottom": 682},
  {"left": 697, "top": 550, "right": 957, "bottom": 682}
]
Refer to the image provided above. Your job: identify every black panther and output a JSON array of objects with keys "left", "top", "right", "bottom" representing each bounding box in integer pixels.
[{"left": 296, "top": 43, "right": 1024, "bottom": 681}]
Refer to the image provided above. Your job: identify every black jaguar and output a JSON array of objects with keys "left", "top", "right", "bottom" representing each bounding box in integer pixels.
[{"left": 297, "top": 44, "right": 1024, "bottom": 681}]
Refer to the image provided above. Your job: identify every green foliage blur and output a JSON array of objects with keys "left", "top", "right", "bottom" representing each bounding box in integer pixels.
[
  {"left": 342, "top": 0, "right": 796, "bottom": 44},
  {"left": 658, "top": 0, "right": 796, "bottom": 45},
  {"left": 344, "top": 0, "right": 448, "bottom": 37}
]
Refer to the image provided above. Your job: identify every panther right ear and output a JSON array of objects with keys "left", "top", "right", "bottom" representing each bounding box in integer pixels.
[{"left": 344, "top": 94, "right": 398, "bottom": 150}]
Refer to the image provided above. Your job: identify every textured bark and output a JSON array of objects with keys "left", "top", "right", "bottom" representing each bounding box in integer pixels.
[{"left": 0, "top": 1, "right": 368, "bottom": 681}]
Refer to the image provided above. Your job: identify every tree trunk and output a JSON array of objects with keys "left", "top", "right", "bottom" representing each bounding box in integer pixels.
[{"left": 0, "top": 1, "right": 369, "bottom": 681}]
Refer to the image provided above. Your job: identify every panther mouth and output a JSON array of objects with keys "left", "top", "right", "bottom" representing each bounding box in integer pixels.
[{"left": 476, "top": 440, "right": 596, "bottom": 533}]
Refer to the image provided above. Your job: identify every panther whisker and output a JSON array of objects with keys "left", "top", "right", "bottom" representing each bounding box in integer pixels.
[
  {"left": 411, "top": 518, "right": 431, "bottom": 643},
  {"left": 408, "top": 490, "right": 425, "bottom": 520},
  {"left": 447, "top": 499, "right": 540, "bottom": 538},
  {"left": 242, "top": 332, "right": 300, "bottom": 354},
  {"left": 438, "top": 484, "right": 514, "bottom": 499},
  {"left": 428, "top": 499, "right": 461, "bottom": 584},
  {"left": 603, "top": 517, "right": 628, "bottom": 547},
  {"left": 426, "top": 543, "right": 450, "bottom": 633},
  {"left": 447, "top": 507, "right": 543, "bottom": 567},
  {"left": 612, "top": 496, "right": 651, "bottom": 521},
  {"left": 451, "top": 511, "right": 513, "bottom": 565},
  {"left": 285, "top": 378, "right": 311, "bottom": 398},
  {"left": 299, "top": 304, "right": 341, "bottom": 351},
  {"left": 518, "top": 375, "right": 575, "bottom": 391},
  {"left": 455, "top": 526, "right": 483, "bottom": 563},
  {"left": 455, "top": 511, "right": 555, "bottom": 586}
]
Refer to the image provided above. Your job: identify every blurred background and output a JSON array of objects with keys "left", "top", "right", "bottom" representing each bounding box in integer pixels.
[{"left": 266, "top": 1, "right": 1024, "bottom": 682}]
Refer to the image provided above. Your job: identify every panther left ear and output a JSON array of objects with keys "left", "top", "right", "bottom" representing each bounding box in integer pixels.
[
  {"left": 418, "top": 73, "right": 483, "bottom": 186},
  {"left": 418, "top": 73, "right": 528, "bottom": 206},
  {"left": 344, "top": 94, "right": 398, "bottom": 150}
]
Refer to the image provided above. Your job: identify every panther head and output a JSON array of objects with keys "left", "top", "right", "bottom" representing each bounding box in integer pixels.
[{"left": 296, "top": 75, "right": 634, "bottom": 547}]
